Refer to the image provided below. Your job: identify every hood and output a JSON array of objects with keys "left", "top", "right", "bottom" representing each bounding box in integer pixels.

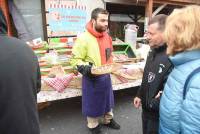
[
  {"left": 0, "top": 9, "right": 8, "bottom": 35},
  {"left": 86, "top": 21, "right": 106, "bottom": 38},
  {"left": 170, "top": 49, "right": 200, "bottom": 66}
]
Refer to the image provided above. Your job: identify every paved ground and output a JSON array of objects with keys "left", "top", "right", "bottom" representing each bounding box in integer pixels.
[{"left": 39, "top": 87, "right": 142, "bottom": 134}]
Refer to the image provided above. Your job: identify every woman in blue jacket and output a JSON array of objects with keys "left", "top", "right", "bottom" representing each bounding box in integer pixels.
[{"left": 159, "top": 5, "right": 200, "bottom": 134}]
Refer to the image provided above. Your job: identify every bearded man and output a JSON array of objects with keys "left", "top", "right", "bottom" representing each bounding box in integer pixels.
[{"left": 70, "top": 8, "right": 120, "bottom": 134}]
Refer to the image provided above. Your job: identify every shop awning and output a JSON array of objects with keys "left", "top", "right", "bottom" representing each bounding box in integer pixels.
[
  {"left": 104, "top": 0, "right": 146, "bottom": 5},
  {"left": 104, "top": 0, "right": 200, "bottom": 5},
  {"left": 154, "top": 0, "right": 200, "bottom": 5}
]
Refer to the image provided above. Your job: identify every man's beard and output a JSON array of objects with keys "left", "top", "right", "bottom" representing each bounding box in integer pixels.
[{"left": 94, "top": 24, "right": 107, "bottom": 33}]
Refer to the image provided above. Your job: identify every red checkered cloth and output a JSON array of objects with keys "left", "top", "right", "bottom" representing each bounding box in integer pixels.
[{"left": 43, "top": 73, "right": 75, "bottom": 92}]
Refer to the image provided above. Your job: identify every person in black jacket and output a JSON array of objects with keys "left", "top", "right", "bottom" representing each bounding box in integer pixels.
[
  {"left": 0, "top": 9, "right": 41, "bottom": 134},
  {"left": 133, "top": 14, "right": 173, "bottom": 134}
]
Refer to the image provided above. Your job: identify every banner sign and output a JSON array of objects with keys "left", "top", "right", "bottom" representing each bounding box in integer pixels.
[{"left": 45, "top": 0, "right": 87, "bottom": 37}]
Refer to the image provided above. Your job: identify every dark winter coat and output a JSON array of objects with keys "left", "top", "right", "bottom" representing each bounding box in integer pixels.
[
  {"left": 136, "top": 45, "right": 173, "bottom": 119},
  {"left": 0, "top": 9, "right": 41, "bottom": 134}
]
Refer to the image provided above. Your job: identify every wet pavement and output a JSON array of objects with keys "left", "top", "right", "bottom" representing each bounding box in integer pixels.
[{"left": 39, "top": 87, "right": 142, "bottom": 134}]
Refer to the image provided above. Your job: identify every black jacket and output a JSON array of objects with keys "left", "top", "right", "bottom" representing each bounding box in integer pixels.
[
  {"left": 136, "top": 45, "right": 173, "bottom": 119},
  {"left": 0, "top": 9, "right": 41, "bottom": 134}
]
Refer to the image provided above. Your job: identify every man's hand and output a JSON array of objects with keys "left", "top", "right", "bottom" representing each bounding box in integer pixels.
[
  {"left": 77, "top": 63, "right": 93, "bottom": 77},
  {"left": 133, "top": 97, "right": 141, "bottom": 109},
  {"left": 155, "top": 91, "right": 163, "bottom": 99}
]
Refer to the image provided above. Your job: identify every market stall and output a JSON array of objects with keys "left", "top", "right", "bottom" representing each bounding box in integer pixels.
[
  {"left": 33, "top": 38, "right": 145, "bottom": 103},
  {"left": 5, "top": 0, "right": 200, "bottom": 104},
  {"left": 33, "top": 0, "right": 147, "bottom": 104}
]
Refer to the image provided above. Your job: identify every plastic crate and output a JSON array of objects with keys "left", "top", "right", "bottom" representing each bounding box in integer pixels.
[{"left": 113, "top": 43, "right": 136, "bottom": 58}]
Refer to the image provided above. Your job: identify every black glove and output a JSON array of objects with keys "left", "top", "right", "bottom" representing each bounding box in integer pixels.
[
  {"left": 77, "top": 63, "right": 93, "bottom": 77},
  {"left": 149, "top": 98, "right": 160, "bottom": 111}
]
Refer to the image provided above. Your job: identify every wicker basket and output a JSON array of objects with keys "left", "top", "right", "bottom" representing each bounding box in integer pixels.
[
  {"left": 67, "top": 75, "right": 82, "bottom": 89},
  {"left": 91, "top": 63, "right": 122, "bottom": 75}
]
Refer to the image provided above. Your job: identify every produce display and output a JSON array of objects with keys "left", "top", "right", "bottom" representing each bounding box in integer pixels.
[
  {"left": 29, "top": 41, "right": 74, "bottom": 77},
  {"left": 113, "top": 54, "right": 144, "bottom": 63},
  {"left": 30, "top": 39, "right": 144, "bottom": 92}
]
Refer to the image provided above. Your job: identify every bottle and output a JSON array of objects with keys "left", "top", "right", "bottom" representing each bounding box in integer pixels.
[{"left": 124, "top": 24, "right": 139, "bottom": 49}]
